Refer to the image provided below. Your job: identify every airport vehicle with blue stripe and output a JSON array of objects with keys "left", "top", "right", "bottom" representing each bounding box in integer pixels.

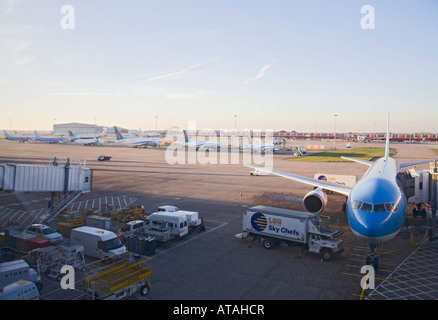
[
  {"left": 238, "top": 205, "right": 344, "bottom": 261},
  {"left": 246, "top": 116, "right": 438, "bottom": 268}
]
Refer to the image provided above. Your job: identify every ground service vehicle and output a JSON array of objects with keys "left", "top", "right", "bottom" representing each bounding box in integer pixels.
[
  {"left": 97, "top": 155, "right": 111, "bottom": 161},
  {"left": 238, "top": 205, "right": 344, "bottom": 261},
  {"left": 25, "top": 224, "right": 64, "bottom": 244},
  {"left": 84, "top": 253, "right": 152, "bottom": 300},
  {"left": 70, "top": 226, "right": 127, "bottom": 261},
  {"left": 0, "top": 280, "right": 39, "bottom": 300},
  {"left": 155, "top": 205, "right": 205, "bottom": 233},
  {"left": 0, "top": 259, "right": 43, "bottom": 290},
  {"left": 119, "top": 220, "right": 146, "bottom": 237},
  {"left": 146, "top": 212, "right": 189, "bottom": 237}
]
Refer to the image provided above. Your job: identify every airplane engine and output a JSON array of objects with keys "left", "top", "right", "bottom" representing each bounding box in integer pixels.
[{"left": 302, "top": 187, "right": 327, "bottom": 214}]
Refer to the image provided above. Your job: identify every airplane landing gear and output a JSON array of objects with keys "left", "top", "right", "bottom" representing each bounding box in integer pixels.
[{"left": 366, "top": 243, "right": 379, "bottom": 270}]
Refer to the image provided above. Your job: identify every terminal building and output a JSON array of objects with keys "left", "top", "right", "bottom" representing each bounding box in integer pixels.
[{"left": 53, "top": 122, "right": 106, "bottom": 136}]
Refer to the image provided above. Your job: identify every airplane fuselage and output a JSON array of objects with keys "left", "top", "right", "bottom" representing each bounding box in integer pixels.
[{"left": 346, "top": 157, "right": 407, "bottom": 243}]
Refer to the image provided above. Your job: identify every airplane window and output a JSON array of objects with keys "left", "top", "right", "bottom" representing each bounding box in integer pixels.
[
  {"left": 374, "top": 204, "right": 386, "bottom": 212},
  {"left": 385, "top": 203, "right": 398, "bottom": 213},
  {"left": 361, "top": 202, "right": 373, "bottom": 212},
  {"left": 352, "top": 201, "right": 363, "bottom": 209}
]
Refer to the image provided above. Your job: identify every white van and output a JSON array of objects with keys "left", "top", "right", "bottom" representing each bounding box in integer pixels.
[
  {"left": 0, "top": 260, "right": 42, "bottom": 291},
  {"left": 70, "top": 226, "right": 127, "bottom": 260},
  {"left": 0, "top": 280, "right": 39, "bottom": 300},
  {"left": 146, "top": 212, "right": 188, "bottom": 237}
]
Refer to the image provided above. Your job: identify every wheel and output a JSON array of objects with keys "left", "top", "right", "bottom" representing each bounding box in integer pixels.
[
  {"left": 263, "top": 238, "right": 274, "bottom": 250},
  {"left": 320, "top": 249, "right": 333, "bottom": 261},
  {"left": 366, "top": 255, "right": 379, "bottom": 270},
  {"left": 139, "top": 285, "right": 150, "bottom": 296},
  {"left": 35, "top": 282, "right": 43, "bottom": 291}
]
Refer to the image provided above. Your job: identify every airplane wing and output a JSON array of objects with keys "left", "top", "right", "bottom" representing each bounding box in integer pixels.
[
  {"left": 399, "top": 159, "right": 438, "bottom": 170},
  {"left": 245, "top": 165, "right": 352, "bottom": 196},
  {"left": 341, "top": 156, "right": 373, "bottom": 166}
]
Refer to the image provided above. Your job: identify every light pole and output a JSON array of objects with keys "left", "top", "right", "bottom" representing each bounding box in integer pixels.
[
  {"left": 155, "top": 116, "right": 158, "bottom": 133},
  {"left": 234, "top": 115, "right": 237, "bottom": 130},
  {"left": 334, "top": 114, "right": 338, "bottom": 150}
]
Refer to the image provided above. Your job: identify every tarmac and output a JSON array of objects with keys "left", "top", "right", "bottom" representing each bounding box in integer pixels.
[{"left": 0, "top": 139, "right": 437, "bottom": 300}]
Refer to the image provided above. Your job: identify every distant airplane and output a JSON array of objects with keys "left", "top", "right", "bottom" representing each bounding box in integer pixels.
[
  {"left": 246, "top": 116, "right": 438, "bottom": 268},
  {"left": 68, "top": 131, "right": 102, "bottom": 146},
  {"left": 34, "top": 131, "right": 71, "bottom": 143},
  {"left": 242, "top": 132, "right": 278, "bottom": 153},
  {"left": 70, "top": 129, "right": 106, "bottom": 139},
  {"left": 3, "top": 130, "right": 34, "bottom": 143},
  {"left": 113, "top": 126, "right": 163, "bottom": 147},
  {"left": 182, "top": 130, "right": 224, "bottom": 150}
]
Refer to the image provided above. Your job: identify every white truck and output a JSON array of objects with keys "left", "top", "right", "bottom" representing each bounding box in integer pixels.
[
  {"left": 70, "top": 226, "right": 127, "bottom": 261},
  {"left": 119, "top": 220, "right": 146, "bottom": 237},
  {"left": 237, "top": 205, "right": 344, "bottom": 261},
  {"left": 155, "top": 205, "right": 205, "bottom": 234},
  {"left": 314, "top": 173, "right": 358, "bottom": 188},
  {"left": 0, "top": 280, "right": 39, "bottom": 300},
  {"left": 0, "top": 259, "right": 43, "bottom": 291},
  {"left": 146, "top": 211, "right": 189, "bottom": 238}
]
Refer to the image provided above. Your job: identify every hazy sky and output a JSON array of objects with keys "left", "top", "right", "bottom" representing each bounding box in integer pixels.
[{"left": 1, "top": 1, "right": 437, "bottom": 132}]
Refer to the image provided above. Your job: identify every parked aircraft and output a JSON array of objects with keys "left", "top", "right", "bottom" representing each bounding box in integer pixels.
[
  {"left": 113, "top": 126, "right": 163, "bottom": 147},
  {"left": 3, "top": 130, "right": 34, "bottom": 142},
  {"left": 242, "top": 132, "right": 279, "bottom": 153},
  {"left": 34, "top": 131, "right": 71, "bottom": 143},
  {"left": 70, "top": 129, "right": 106, "bottom": 139},
  {"left": 246, "top": 117, "right": 438, "bottom": 268},
  {"left": 68, "top": 131, "right": 102, "bottom": 146},
  {"left": 182, "top": 130, "right": 225, "bottom": 150}
]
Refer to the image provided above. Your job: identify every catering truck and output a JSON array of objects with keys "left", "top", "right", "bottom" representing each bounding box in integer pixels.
[{"left": 237, "top": 205, "right": 344, "bottom": 261}]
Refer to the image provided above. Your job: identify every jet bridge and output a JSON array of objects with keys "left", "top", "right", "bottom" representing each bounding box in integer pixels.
[
  {"left": 0, "top": 159, "right": 92, "bottom": 193},
  {"left": 402, "top": 161, "right": 438, "bottom": 239},
  {"left": 0, "top": 158, "right": 92, "bottom": 225}
]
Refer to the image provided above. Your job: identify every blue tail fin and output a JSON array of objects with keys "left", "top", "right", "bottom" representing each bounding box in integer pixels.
[
  {"left": 113, "top": 126, "right": 124, "bottom": 140},
  {"left": 183, "top": 130, "right": 190, "bottom": 143}
]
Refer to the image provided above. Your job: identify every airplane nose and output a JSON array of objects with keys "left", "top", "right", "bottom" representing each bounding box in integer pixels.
[{"left": 349, "top": 209, "right": 399, "bottom": 241}]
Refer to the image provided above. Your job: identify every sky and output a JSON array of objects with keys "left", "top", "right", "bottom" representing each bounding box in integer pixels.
[{"left": 0, "top": 0, "right": 437, "bottom": 133}]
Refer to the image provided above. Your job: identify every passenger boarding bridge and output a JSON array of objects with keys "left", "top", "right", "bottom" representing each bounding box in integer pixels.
[
  {"left": 399, "top": 161, "right": 438, "bottom": 240},
  {"left": 0, "top": 158, "right": 92, "bottom": 224}
]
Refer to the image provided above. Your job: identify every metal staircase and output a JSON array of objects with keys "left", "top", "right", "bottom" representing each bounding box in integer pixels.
[{"left": 40, "top": 190, "right": 83, "bottom": 225}]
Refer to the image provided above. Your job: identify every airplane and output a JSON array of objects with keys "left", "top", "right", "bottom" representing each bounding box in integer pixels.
[
  {"left": 68, "top": 131, "right": 102, "bottom": 146},
  {"left": 34, "top": 131, "right": 71, "bottom": 143},
  {"left": 3, "top": 130, "right": 34, "bottom": 143},
  {"left": 242, "top": 132, "right": 279, "bottom": 153},
  {"left": 113, "top": 126, "right": 163, "bottom": 147},
  {"left": 70, "top": 129, "right": 106, "bottom": 139},
  {"left": 245, "top": 117, "right": 438, "bottom": 268},
  {"left": 182, "top": 130, "right": 224, "bottom": 150}
]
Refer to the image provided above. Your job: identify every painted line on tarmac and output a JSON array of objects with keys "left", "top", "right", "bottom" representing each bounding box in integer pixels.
[{"left": 152, "top": 219, "right": 229, "bottom": 259}]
